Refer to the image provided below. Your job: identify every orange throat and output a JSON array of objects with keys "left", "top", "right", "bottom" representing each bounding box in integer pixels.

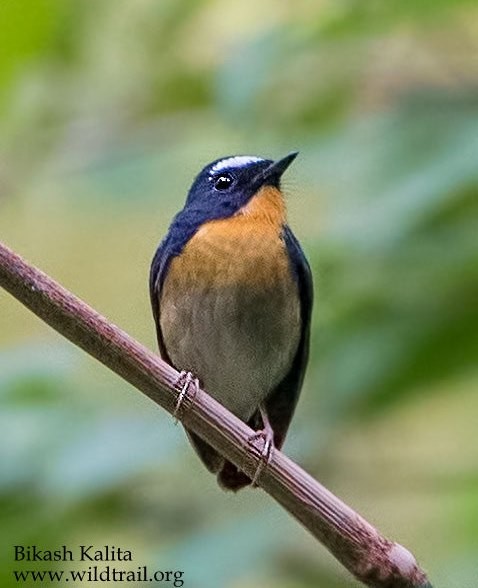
[{"left": 237, "top": 185, "right": 286, "bottom": 224}]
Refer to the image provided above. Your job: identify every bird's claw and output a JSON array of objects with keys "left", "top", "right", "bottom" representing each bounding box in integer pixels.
[
  {"left": 173, "top": 370, "right": 199, "bottom": 423},
  {"left": 247, "top": 427, "right": 275, "bottom": 486}
]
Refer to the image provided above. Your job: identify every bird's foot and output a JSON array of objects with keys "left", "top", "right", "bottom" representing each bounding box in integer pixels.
[
  {"left": 247, "top": 410, "right": 275, "bottom": 486},
  {"left": 173, "top": 370, "right": 199, "bottom": 423}
]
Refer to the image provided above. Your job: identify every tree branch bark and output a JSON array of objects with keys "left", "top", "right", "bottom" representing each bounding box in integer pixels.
[{"left": 0, "top": 240, "right": 432, "bottom": 588}]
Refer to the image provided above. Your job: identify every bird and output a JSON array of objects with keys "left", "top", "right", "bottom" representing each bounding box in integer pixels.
[{"left": 149, "top": 152, "right": 313, "bottom": 491}]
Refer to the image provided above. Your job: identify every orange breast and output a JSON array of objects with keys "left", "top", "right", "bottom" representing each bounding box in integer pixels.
[
  {"left": 164, "top": 186, "right": 290, "bottom": 290},
  {"left": 158, "top": 186, "right": 301, "bottom": 418}
]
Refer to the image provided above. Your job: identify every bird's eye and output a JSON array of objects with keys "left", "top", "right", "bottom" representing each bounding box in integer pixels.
[{"left": 213, "top": 173, "right": 234, "bottom": 191}]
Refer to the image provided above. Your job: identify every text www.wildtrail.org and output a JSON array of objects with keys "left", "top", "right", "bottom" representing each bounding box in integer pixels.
[{"left": 13, "top": 565, "right": 185, "bottom": 586}]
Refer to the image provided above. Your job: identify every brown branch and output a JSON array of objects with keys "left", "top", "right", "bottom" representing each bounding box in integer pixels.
[{"left": 0, "top": 240, "right": 433, "bottom": 588}]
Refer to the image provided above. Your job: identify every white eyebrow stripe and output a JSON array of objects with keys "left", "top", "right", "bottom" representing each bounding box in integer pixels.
[{"left": 210, "top": 155, "right": 264, "bottom": 174}]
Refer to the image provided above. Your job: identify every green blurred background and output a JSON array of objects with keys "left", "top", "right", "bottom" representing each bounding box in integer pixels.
[{"left": 1, "top": 1, "right": 477, "bottom": 587}]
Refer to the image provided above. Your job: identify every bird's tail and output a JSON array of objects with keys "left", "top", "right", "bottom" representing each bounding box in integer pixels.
[
  {"left": 185, "top": 428, "right": 253, "bottom": 492},
  {"left": 217, "top": 461, "right": 251, "bottom": 491}
]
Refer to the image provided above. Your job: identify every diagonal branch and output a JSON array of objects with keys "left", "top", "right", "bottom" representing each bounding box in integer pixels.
[{"left": 0, "top": 240, "right": 432, "bottom": 588}]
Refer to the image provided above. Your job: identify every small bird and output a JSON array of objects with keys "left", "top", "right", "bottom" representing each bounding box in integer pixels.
[{"left": 150, "top": 153, "right": 313, "bottom": 491}]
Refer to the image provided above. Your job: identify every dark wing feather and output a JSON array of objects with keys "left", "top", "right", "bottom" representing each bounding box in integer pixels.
[
  {"left": 149, "top": 234, "right": 174, "bottom": 363},
  {"left": 265, "top": 225, "right": 313, "bottom": 450}
]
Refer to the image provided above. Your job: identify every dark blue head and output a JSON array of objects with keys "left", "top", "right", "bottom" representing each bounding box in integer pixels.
[{"left": 184, "top": 152, "right": 298, "bottom": 217}]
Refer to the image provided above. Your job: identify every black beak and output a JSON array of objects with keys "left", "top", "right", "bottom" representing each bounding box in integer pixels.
[{"left": 259, "top": 151, "right": 298, "bottom": 187}]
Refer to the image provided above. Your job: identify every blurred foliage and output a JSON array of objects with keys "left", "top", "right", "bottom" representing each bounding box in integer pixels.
[{"left": 1, "top": 1, "right": 478, "bottom": 587}]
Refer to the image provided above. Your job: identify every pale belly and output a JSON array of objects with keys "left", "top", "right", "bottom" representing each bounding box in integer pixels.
[{"left": 159, "top": 229, "right": 301, "bottom": 420}]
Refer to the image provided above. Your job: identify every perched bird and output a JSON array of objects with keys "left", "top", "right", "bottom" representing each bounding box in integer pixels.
[{"left": 150, "top": 153, "right": 313, "bottom": 491}]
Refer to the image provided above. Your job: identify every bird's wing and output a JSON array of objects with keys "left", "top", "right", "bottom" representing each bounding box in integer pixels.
[
  {"left": 149, "top": 233, "right": 174, "bottom": 364},
  {"left": 264, "top": 225, "right": 313, "bottom": 450}
]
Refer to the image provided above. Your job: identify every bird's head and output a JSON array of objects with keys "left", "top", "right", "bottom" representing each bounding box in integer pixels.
[{"left": 184, "top": 152, "right": 298, "bottom": 218}]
